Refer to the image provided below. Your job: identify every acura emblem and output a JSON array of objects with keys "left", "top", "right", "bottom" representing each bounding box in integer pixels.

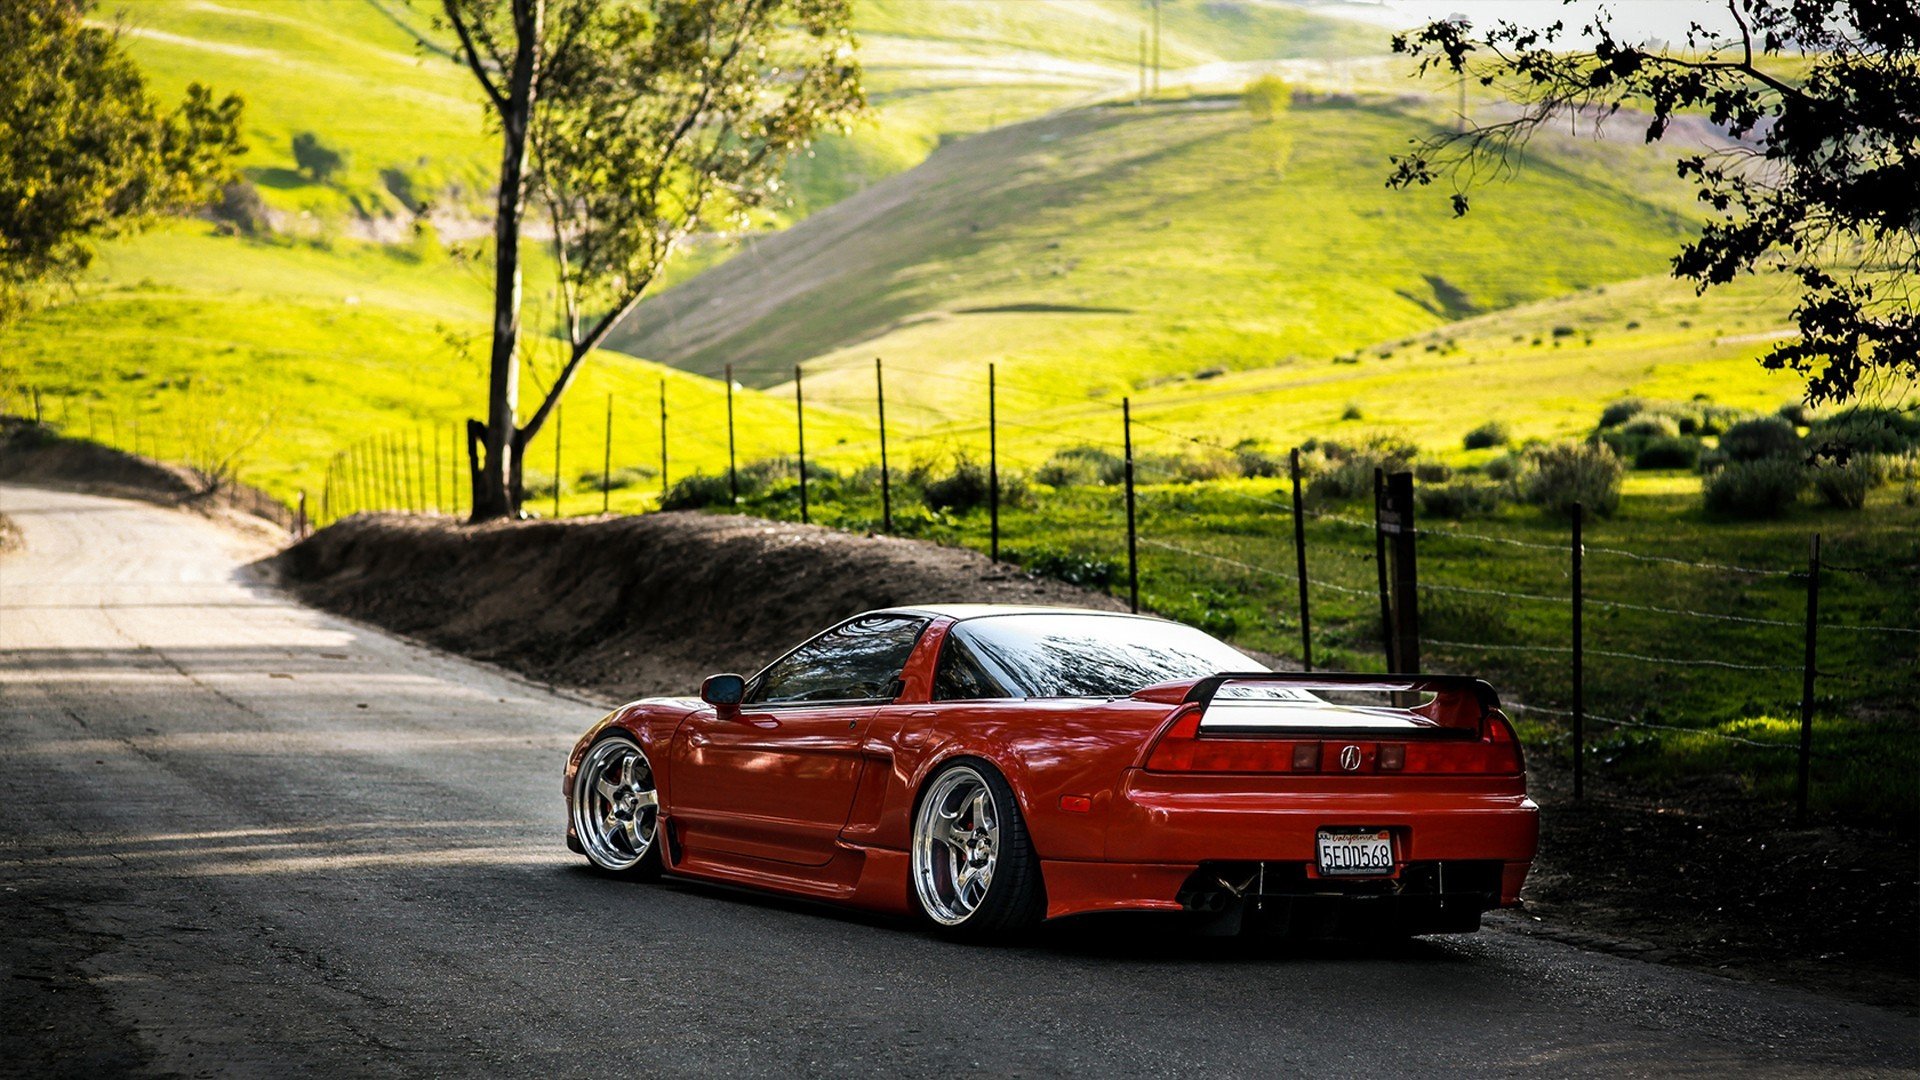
[{"left": 1339, "top": 745, "right": 1362, "bottom": 771}]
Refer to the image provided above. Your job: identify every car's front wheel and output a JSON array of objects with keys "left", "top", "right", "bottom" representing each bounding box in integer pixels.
[
  {"left": 571, "top": 734, "right": 662, "bottom": 879},
  {"left": 910, "top": 759, "right": 1044, "bottom": 938}
]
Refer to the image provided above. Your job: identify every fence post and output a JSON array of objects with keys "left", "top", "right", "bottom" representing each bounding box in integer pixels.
[
  {"left": 659, "top": 378, "right": 669, "bottom": 499},
  {"left": 1123, "top": 397, "right": 1138, "bottom": 614},
  {"left": 297, "top": 490, "right": 308, "bottom": 537},
  {"left": 433, "top": 427, "right": 443, "bottom": 513},
  {"left": 31, "top": 387, "right": 42, "bottom": 424},
  {"left": 132, "top": 415, "right": 141, "bottom": 457},
  {"left": 1797, "top": 533, "right": 1820, "bottom": 822},
  {"left": 1372, "top": 467, "right": 1394, "bottom": 670},
  {"left": 989, "top": 361, "right": 999, "bottom": 562},
  {"left": 1572, "top": 500, "right": 1585, "bottom": 801},
  {"left": 1386, "top": 471, "right": 1420, "bottom": 675},
  {"left": 795, "top": 365, "right": 809, "bottom": 525},
  {"left": 1290, "top": 447, "right": 1312, "bottom": 671},
  {"left": 553, "top": 404, "right": 564, "bottom": 519},
  {"left": 383, "top": 433, "right": 397, "bottom": 509},
  {"left": 876, "top": 358, "right": 893, "bottom": 532},
  {"left": 725, "top": 363, "right": 739, "bottom": 506},
  {"left": 602, "top": 393, "right": 613, "bottom": 515},
  {"left": 411, "top": 428, "right": 424, "bottom": 512}
]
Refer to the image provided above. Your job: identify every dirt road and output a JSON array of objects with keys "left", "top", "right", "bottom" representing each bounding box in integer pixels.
[{"left": 2, "top": 484, "right": 1914, "bottom": 1076}]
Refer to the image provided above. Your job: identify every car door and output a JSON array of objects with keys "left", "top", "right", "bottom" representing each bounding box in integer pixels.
[{"left": 670, "top": 614, "right": 929, "bottom": 868}]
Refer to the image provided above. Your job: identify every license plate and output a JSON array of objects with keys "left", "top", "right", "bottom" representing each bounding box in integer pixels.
[{"left": 1316, "top": 828, "right": 1394, "bottom": 876}]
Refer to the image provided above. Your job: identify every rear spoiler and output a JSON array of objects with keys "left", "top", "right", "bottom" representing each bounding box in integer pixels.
[{"left": 1180, "top": 672, "right": 1503, "bottom": 736}]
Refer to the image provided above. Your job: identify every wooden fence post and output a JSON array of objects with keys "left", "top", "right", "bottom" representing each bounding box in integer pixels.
[
  {"left": 1123, "top": 397, "right": 1138, "bottom": 614},
  {"left": 876, "top": 358, "right": 891, "bottom": 533},
  {"left": 1797, "top": 533, "right": 1821, "bottom": 821},
  {"left": 1372, "top": 466, "right": 1394, "bottom": 670},
  {"left": 725, "top": 363, "right": 739, "bottom": 506},
  {"left": 553, "top": 404, "right": 563, "bottom": 519},
  {"left": 1385, "top": 471, "right": 1420, "bottom": 675},
  {"left": 1290, "top": 447, "right": 1312, "bottom": 671},
  {"left": 989, "top": 362, "right": 999, "bottom": 562}
]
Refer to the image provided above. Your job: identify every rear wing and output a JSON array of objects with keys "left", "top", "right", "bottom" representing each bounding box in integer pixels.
[{"left": 1179, "top": 672, "right": 1502, "bottom": 737}]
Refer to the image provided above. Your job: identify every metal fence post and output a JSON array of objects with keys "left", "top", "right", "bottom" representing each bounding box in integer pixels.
[
  {"left": 433, "top": 426, "right": 444, "bottom": 513},
  {"left": 411, "top": 428, "right": 424, "bottom": 511},
  {"left": 297, "top": 490, "right": 308, "bottom": 537},
  {"left": 602, "top": 393, "right": 613, "bottom": 515},
  {"left": 31, "top": 387, "right": 42, "bottom": 424},
  {"left": 1572, "top": 500, "right": 1585, "bottom": 801},
  {"left": 1123, "top": 397, "right": 1138, "bottom": 614},
  {"left": 989, "top": 362, "right": 999, "bottom": 562},
  {"left": 1386, "top": 471, "right": 1420, "bottom": 675},
  {"left": 553, "top": 404, "right": 564, "bottom": 519},
  {"left": 1797, "top": 533, "right": 1821, "bottom": 821},
  {"left": 1290, "top": 447, "right": 1312, "bottom": 671},
  {"left": 659, "top": 377, "right": 669, "bottom": 498},
  {"left": 876, "top": 358, "right": 891, "bottom": 533},
  {"left": 795, "top": 365, "right": 809, "bottom": 525},
  {"left": 725, "top": 363, "right": 739, "bottom": 506}
]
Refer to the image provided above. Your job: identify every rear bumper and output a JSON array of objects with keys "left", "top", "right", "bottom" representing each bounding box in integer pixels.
[{"left": 1041, "top": 769, "right": 1539, "bottom": 921}]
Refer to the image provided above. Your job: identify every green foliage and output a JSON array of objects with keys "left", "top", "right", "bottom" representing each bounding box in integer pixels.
[
  {"left": 1036, "top": 445, "right": 1124, "bottom": 487},
  {"left": 1241, "top": 76, "right": 1292, "bottom": 123},
  {"left": 1004, "top": 546, "right": 1120, "bottom": 589},
  {"left": 1416, "top": 479, "right": 1503, "bottom": 519},
  {"left": 1462, "top": 420, "right": 1510, "bottom": 450},
  {"left": 1598, "top": 398, "right": 1647, "bottom": 428},
  {"left": 1521, "top": 441, "right": 1623, "bottom": 518},
  {"left": 920, "top": 454, "right": 1032, "bottom": 513},
  {"left": 290, "top": 131, "right": 346, "bottom": 183},
  {"left": 1810, "top": 454, "right": 1888, "bottom": 510},
  {"left": 1807, "top": 408, "right": 1920, "bottom": 457},
  {"left": 0, "top": 0, "right": 243, "bottom": 321},
  {"left": 1703, "top": 458, "right": 1807, "bottom": 517},
  {"left": 1634, "top": 435, "right": 1703, "bottom": 471},
  {"left": 1620, "top": 413, "right": 1681, "bottom": 439},
  {"left": 660, "top": 472, "right": 735, "bottom": 510},
  {"left": 1719, "top": 416, "right": 1802, "bottom": 462}
]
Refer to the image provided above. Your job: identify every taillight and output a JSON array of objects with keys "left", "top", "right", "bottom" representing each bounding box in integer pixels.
[{"left": 1143, "top": 705, "right": 1524, "bottom": 775}]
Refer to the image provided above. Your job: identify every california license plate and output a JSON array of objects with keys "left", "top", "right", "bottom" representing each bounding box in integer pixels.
[{"left": 1316, "top": 828, "right": 1394, "bottom": 876}]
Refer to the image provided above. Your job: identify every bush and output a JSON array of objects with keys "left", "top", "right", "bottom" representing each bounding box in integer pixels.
[
  {"left": 1463, "top": 420, "right": 1510, "bottom": 450},
  {"left": 1340, "top": 402, "right": 1364, "bottom": 421},
  {"left": 1777, "top": 401, "right": 1815, "bottom": 427},
  {"left": 1035, "top": 445, "right": 1122, "bottom": 487},
  {"left": 1241, "top": 75, "right": 1292, "bottom": 123},
  {"left": 1696, "top": 404, "right": 1758, "bottom": 436},
  {"left": 1413, "top": 459, "right": 1452, "bottom": 483},
  {"left": 1621, "top": 413, "right": 1681, "bottom": 439},
  {"left": 1807, "top": 408, "right": 1920, "bottom": 457},
  {"left": 1719, "top": 416, "right": 1801, "bottom": 462},
  {"left": 578, "top": 464, "right": 656, "bottom": 492},
  {"left": 1010, "top": 546, "right": 1121, "bottom": 589},
  {"left": 1232, "top": 440, "right": 1288, "bottom": 479},
  {"left": 1810, "top": 454, "right": 1888, "bottom": 510},
  {"left": 1634, "top": 436, "right": 1703, "bottom": 470},
  {"left": 1521, "top": 441, "right": 1623, "bottom": 518},
  {"left": 922, "top": 456, "right": 1036, "bottom": 513},
  {"left": 1598, "top": 397, "right": 1648, "bottom": 428},
  {"left": 1703, "top": 458, "right": 1807, "bottom": 517},
  {"left": 1483, "top": 453, "right": 1522, "bottom": 482},
  {"left": 659, "top": 473, "right": 733, "bottom": 510},
  {"left": 1417, "top": 479, "right": 1503, "bottom": 519},
  {"left": 291, "top": 131, "right": 347, "bottom": 183},
  {"left": 211, "top": 181, "right": 271, "bottom": 236}
]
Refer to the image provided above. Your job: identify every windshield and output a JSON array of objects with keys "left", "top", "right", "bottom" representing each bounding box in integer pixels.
[{"left": 945, "top": 613, "right": 1265, "bottom": 699}]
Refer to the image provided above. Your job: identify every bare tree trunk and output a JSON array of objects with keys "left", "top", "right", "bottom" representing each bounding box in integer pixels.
[{"left": 466, "top": 0, "right": 544, "bottom": 522}]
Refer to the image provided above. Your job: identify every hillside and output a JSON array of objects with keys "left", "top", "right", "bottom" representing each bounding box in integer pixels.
[{"left": 608, "top": 92, "right": 1714, "bottom": 422}]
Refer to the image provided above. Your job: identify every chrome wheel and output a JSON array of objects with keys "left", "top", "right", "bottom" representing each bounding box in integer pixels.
[
  {"left": 912, "top": 764, "right": 1001, "bottom": 926},
  {"left": 572, "top": 737, "right": 658, "bottom": 872}
]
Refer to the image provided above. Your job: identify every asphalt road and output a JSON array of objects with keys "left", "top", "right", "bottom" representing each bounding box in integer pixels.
[{"left": 2, "top": 483, "right": 1915, "bottom": 1078}]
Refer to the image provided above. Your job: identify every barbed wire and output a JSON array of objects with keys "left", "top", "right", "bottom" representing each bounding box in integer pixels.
[
  {"left": 1421, "top": 636, "right": 1799, "bottom": 672},
  {"left": 1503, "top": 702, "right": 1796, "bottom": 750}
]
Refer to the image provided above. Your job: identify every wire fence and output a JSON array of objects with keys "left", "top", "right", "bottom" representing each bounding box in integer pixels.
[{"left": 7, "top": 363, "right": 1916, "bottom": 817}]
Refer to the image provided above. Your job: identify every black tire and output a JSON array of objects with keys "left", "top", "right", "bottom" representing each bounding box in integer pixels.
[
  {"left": 571, "top": 733, "right": 663, "bottom": 881},
  {"left": 909, "top": 757, "right": 1045, "bottom": 939}
]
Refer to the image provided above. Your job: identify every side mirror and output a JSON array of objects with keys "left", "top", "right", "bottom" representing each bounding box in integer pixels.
[{"left": 701, "top": 673, "right": 747, "bottom": 708}]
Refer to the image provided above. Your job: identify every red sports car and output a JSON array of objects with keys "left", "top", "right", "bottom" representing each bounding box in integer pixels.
[{"left": 564, "top": 605, "right": 1538, "bottom": 938}]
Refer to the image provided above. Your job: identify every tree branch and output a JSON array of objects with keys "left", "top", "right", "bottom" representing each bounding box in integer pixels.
[{"left": 442, "top": 1, "right": 508, "bottom": 113}]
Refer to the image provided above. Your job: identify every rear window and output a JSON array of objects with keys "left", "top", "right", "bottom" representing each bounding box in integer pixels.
[{"left": 935, "top": 613, "right": 1263, "bottom": 700}]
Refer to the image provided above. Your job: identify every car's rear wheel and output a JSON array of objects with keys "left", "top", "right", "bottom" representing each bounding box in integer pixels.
[
  {"left": 910, "top": 759, "right": 1044, "bottom": 938},
  {"left": 572, "top": 734, "right": 662, "bottom": 879}
]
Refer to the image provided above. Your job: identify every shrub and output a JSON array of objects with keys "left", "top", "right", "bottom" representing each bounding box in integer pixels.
[
  {"left": 211, "top": 181, "right": 271, "bottom": 236},
  {"left": 1634, "top": 436, "right": 1703, "bottom": 471},
  {"left": 1462, "top": 420, "right": 1510, "bottom": 450},
  {"left": 1703, "top": 458, "right": 1807, "bottom": 517},
  {"left": 1598, "top": 398, "right": 1647, "bottom": 428},
  {"left": 1417, "top": 479, "right": 1503, "bottom": 519},
  {"left": 1777, "top": 401, "right": 1815, "bottom": 427},
  {"left": 660, "top": 473, "right": 733, "bottom": 510},
  {"left": 521, "top": 471, "right": 562, "bottom": 501},
  {"left": 1340, "top": 402, "right": 1364, "bottom": 421},
  {"left": 1696, "top": 404, "right": 1758, "bottom": 436},
  {"left": 1807, "top": 408, "right": 1920, "bottom": 457},
  {"left": 1621, "top": 413, "right": 1681, "bottom": 439},
  {"left": 578, "top": 464, "right": 656, "bottom": 492},
  {"left": 291, "top": 131, "right": 347, "bottom": 183},
  {"left": 1010, "top": 546, "right": 1121, "bottom": 589},
  {"left": 1521, "top": 441, "right": 1623, "bottom": 518},
  {"left": 1303, "top": 437, "right": 1416, "bottom": 503},
  {"left": 1413, "top": 460, "right": 1452, "bottom": 483},
  {"left": 1232, "top": 440, "right": 1288, "bottom": 478},
  {"left": 1035, "top": 445, "right": 1122, "bottom": 487},
  {"left": 1810, "top": 454, "right": 1888, "bottom": 510},
  {"left": 921, "top": 455, "right": 1025, "bottom": 514},
  {"left": 1241, "top": 75, "right": 1292, "bottom": 123},
  {"left": 1483, "top": 453, "right": 1522, "bottom": 482},
  {"left": 1718, "top": 416, "right": 1801, "bottom": 462}
]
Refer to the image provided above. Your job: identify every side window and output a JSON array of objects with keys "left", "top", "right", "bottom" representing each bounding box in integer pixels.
[
  {"left": 932, "top": 633, "right": 1010, "bottom": 701},
  {"left": 748, "top": 615, "right": 929, "bottom": 705}
]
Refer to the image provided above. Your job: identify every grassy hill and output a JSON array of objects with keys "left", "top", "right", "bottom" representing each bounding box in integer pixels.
[{"left": 609, "top": 91, "right": 1714, "bottom": 424}]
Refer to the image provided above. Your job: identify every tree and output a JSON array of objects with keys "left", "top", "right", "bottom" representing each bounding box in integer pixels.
[
  {"left": 1241, "top": 75, "right": 1291, "bottom": 123},
  {"left": 440, "top": 0, "right": 863, "bottom": 520},
  {"left": 291, "top": 132, "right": 347, "bottom": 183},
  {"left": 0, "top": 0, "right": 244, "bottom": 323},
  {"left": 1387, "top": 1, "right": 1918, "bottom": 406}
]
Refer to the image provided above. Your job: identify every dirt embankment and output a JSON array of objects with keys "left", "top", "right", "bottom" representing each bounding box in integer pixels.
[
  {"left": 276, "top": 511, "right": 1128, "bottom": 701},
  {"left": 0, "top": 418, "right": 292, "bottom": 544}
]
